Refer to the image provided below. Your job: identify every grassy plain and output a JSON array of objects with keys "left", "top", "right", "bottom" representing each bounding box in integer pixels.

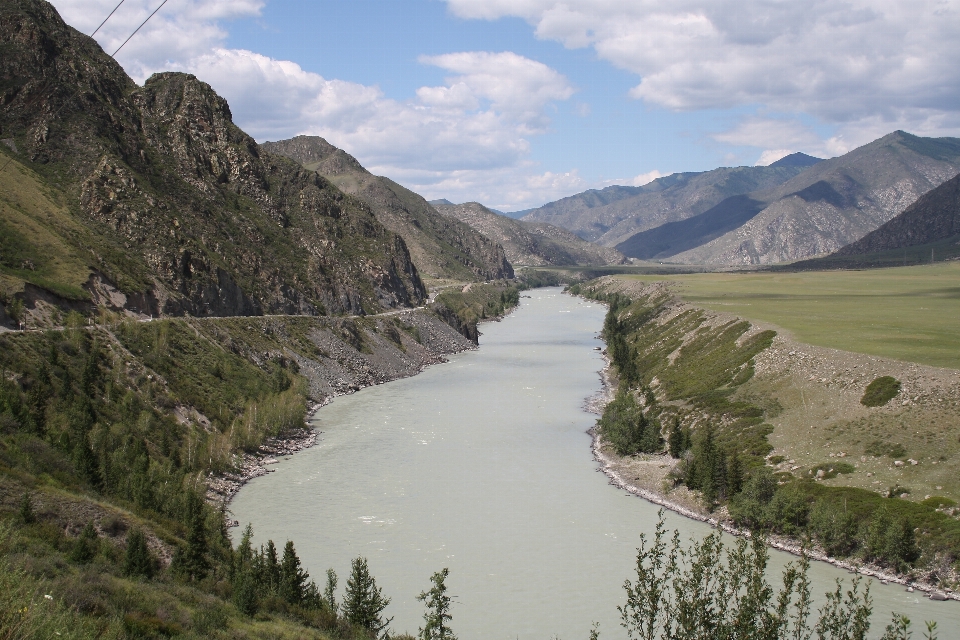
[{"left": 615, "top": 262, "right": 960, "bottom": 369}]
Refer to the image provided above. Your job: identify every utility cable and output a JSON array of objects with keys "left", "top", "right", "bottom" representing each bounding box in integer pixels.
[
  {"left": 112, "top": 0, "right": 171, "bottom": 57},
  {"left": 0, "top": 0, "right": 172, "bottom": 175},
  {"left": 90, "top": 0, "right": 126, "bottom": 38}
]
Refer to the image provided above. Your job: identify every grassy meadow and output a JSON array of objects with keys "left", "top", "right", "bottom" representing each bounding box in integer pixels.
[{"left": 615, "top": 262, "right": 960, "bottom": 369}]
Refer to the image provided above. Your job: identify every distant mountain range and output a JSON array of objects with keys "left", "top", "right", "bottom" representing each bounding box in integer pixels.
[
  {"left": 519, "top": 153, "right": 821, "bottom": 248},
  {"left": 431, "top": 202, "right": 627, "bottom": 267},
  {"left": 521, "top": 136, "right": 960, "bottom": 265}
]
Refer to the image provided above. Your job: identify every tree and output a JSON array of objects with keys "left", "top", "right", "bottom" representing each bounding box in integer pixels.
[
  {"left": 728, "top": 467, "right": 777, "bottom": 529},
  {"left": 68, "top": 522, "right": 98, "bottom": 564},
  {"left": 324, "top": 568, "right": 338, "bottom": 613},
  {"left": 343, "top": 556, "right": 392, "bottom": 637},
  {"left": 280, "top": 540, "right": 310, "bottom": 606},
  {"left": 179, "top": 495, "right": 209, "bottom": 582},
  {"left": 417, "top": 568, "right": 456, "bottom": 640},
  {"left": 124, "top": 529, "right": 154, "bottom": 578},
  {"left": 17, "top": 492, "right": 35, "bottom": 525},
  {"left": 809, "top": 499, "right": 857, "bottom": 558},
  {"left": 667, "top": 418, "right": 684, "bottom": 458}
]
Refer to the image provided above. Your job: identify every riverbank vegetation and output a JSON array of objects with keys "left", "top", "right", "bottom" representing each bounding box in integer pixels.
[
  {"left": 571, "top": 278, "right": 960, "bottom": 590},
  {"left": 0, "top": 295, "right": 486, "bottom": 637},
  {"left": 612, "top": 512, "right": 939, "bottom": 640}
]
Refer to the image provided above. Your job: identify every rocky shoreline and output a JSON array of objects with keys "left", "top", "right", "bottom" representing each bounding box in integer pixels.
[
  {"left": 205, "top": 306, "right": 482, "bottom": 511},
  {"left": 583, "top": 323, "right": 959, "bottom": 603}
]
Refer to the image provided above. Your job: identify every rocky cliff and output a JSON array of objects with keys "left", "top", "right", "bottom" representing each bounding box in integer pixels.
[
  {"left": 0, "top": 0, "right": 426, "bottom": 324},
  {"left": 261, "top": 136, "right": 514, "bottom": 282}
]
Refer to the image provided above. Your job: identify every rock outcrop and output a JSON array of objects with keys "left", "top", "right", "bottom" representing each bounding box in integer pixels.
[{"left": 0, "top": 0, "right": 426, "bottom": 320}]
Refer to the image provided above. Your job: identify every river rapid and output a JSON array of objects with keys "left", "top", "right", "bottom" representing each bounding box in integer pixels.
[{"left": 230, "top": 288, "right": 958, "bottom": 639}]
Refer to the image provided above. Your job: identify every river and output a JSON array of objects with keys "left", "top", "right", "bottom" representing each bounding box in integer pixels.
[{"left": 230, "top": 288, "right": 958, "bottom": 638}]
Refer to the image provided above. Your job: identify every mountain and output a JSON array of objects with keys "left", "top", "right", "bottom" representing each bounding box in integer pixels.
[
  {"left": 520, "top": 165, "right": 814, "bottom": 247},
  {"left": 666, "top": 132, "right": 960, "bottom": 265},
  {"left": 428, "top": 198, "right": 454, "bottom": 206},
  {"left": 260, "top": 137, "right": 513, "bottom": 282},
  {"left": 768, "top": 152, "right": 823, "bottom": 168},
  {"left": 432, "top": 202, "right": 627, "bottom": 267},
  {"left": 0, "top": 0, "right": 432, "bottom": 320},
  {"left": 833, "top": 171, "right": 960, "bottom": 256}
]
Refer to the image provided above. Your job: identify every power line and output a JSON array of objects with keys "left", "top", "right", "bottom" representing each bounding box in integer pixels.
[
  {"left": 112, "top": 0, "right": 171, "bottom": 57},
  {"left": 90, "top": 0, "right": 127, "bottom": 38},
  {"left": 0, "top": 0, "right": 172, "bottom": 175}
]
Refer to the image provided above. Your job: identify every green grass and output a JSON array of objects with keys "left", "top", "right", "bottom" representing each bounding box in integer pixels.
[{"left": 612, "top": 263, "right": 960, "bottom": 369}]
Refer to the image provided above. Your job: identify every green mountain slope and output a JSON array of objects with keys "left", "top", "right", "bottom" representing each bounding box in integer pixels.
[
  {"left": 0, "top": 0, "right": 427, "bottom": 328},
  {"left": 260, "top": 136, "right": 514, "bottom": 282},
  {"left": 432, "top": 201, "right": 627, "bottom": 266}
]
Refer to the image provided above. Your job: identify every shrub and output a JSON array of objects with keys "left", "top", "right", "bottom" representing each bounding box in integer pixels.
[
  {"left": 864, "top": 440, "right": 907, "bottom": 458},
  {"left": 860, "top": 376, "right": 901, "bottom": 407}
]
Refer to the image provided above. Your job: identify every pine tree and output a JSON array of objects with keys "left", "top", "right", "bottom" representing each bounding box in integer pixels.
[
  {"left": 324, "top": 568, "right": 339, "bottom": 613},
  {"left": 18, "top": 492, "right": 35, "bottom": 525},
  {"left": 343, "top": 557, "right": 392, "bottom": 636},
  {"left": 417, "top": 568, "right": 456, "bottom": 640},
  {"left": 264, "top": 540, "right": 281, "bottom": 594},
  {"left": 180, "top": 495, "right": 210, "bottom": 582},
  {"left": 124, "top": 529, "right": 154, "bottom": 578},
  {"left": 68, "top": 522, "right": 98, "bottom": 564},
  {"left": 280, "top": 540, "right": 310, "bottom": 606},
  {"left": 668, "top": 418, "right": 684, "bottom": 458}
]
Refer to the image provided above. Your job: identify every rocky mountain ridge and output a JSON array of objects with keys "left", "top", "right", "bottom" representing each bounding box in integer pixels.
[
  {"left": 665, "top": 132, "right": 960, "bottom": 265},
  {"left": 520, "top": 162, "right": 817, "bottom": 247},
  {"left": 0, "top": 0, "right": 442, "bottom": 326},
  {"left": 432, "top": 201, "right": 627, "bottom": 266},
  {"left": 260, "top": 136, "right": 513, "bottom": 282}
]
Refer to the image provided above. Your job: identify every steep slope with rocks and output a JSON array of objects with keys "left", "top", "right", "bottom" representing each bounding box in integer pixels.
[
  {"left": 260, "top": 136, "right": 513, "bottom": 282},
  {"left": 0, "top": 0, "right": 426, "bottom": 326},
  {"left": 433, "top": 201, "right": 627, "bottom": 266},
  {"left": 520, "top": 159, "right": 817, "bottom": 246},
  {"left": 833, "top": 171, "right": 960, "bottom": 256}
]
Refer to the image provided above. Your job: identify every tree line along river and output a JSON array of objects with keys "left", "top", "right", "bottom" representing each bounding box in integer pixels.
[{"left": 230, "top": 288, "right": 958, "bottom": 639}]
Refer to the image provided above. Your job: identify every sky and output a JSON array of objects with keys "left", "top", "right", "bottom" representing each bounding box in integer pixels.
[{"left": 48, "top": 0, "right": 960, "bottom": 212}]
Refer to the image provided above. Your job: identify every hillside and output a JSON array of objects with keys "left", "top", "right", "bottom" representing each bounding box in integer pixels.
[
  {"left": 834, "top": 171, "right": 960, "bottom": 255},
  {"left": 666, "top": 132, "right": 960, "bottom": 265},
  {"left": 260, "top": 137, "right": 513, "bottom": 282},
  {"left": 519, "top": 160, "right": 816, "bottom": 246},
  {"left": 432, "top": 201, "right": 627, "bottom": 266},
  {"left": 0, "top": 0, "right": 441, "bottom": 327}
]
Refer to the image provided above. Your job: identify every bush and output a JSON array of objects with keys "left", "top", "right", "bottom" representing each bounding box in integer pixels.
[
  {"left": 807, "top": 461, "right": 856, "bottom": 480},
  {"left": 864, "top": 440, "right": 907, "bottom": 458},
  {"left": 860, "top": 376, "right": 901, "bottom": 407}
]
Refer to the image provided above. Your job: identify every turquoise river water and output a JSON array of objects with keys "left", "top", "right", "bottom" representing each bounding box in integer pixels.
[{"left": 230, "top": 288, "right": 959, "bottom": 638}]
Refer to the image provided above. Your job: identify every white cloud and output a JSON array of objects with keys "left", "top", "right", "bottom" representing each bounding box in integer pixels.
[
  {"left": 174, "top": 48, "right": 576, "bottom": 178},
  {"left": 47, "top": 1, "right": 582, "bottom": 208},
  {"left": 755, "top": 150, "right": 793, "bottom": 167},
  {"left": 393, "top": 164, "right": 588, "bottom": 212},
  {"left": 630, "top": 170, "right": 663, "bottom": 186},
  {"left": 50, "top": 0, "right": 263, "bottom": 81},
  {"left": 445, "top": 0, "right": 960, "bottom": 152}
]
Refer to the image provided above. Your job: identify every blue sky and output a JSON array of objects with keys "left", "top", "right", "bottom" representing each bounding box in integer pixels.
[{"left": 50, "top": 0, "right": 960, "bottom": 211}]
